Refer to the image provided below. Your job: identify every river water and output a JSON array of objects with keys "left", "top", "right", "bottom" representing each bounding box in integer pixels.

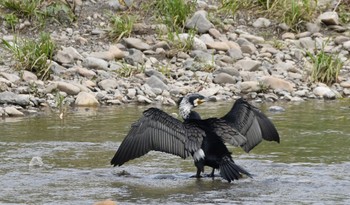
[{"left": 1, "top": 99, "right": 350, "bottom": 204}]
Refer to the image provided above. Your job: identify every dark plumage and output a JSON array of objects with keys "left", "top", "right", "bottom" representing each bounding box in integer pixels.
[{"left": 111, "top": 94, "right": 280, "bottom": 182}]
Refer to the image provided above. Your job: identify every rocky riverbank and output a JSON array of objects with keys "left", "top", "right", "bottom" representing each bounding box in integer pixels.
[{"left": 1, "top": 0, "right": 350, "bottom": 117}]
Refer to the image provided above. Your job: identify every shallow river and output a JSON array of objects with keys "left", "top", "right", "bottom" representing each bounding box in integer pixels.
[{"left": 1, "top": 99, "right": 350, "bottom": 205}]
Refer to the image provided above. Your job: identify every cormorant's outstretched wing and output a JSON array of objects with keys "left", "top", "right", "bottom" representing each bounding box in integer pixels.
[
  {"left": 204, "top": 118, "right": 247, "bottom": 147},
  {"left": 111, "top": 108, "right": 205, "bottom": 166},
  {"left": 221, "top": 98, "right": 280, "bottom": 152}
]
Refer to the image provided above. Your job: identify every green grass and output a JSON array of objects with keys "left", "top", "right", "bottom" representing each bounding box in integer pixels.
[
  {"left": 0, "top": 0, "right": 76, "bottom": 29},
  {"left": 108, "top": 13, "right": 137, "bottom": 42},
  {"left": 1, "top": 32, "right": 56, "bottom": 80},
  {"left": 116, "top": 62, "right": 145, "bottom": 77},
  {"left": 218, "top": 0, "right": 318, "bottom": 31},
  {"left": 337, "top": 2, "right": 350, "bottom": 24},
  {"left": 153, "top": 0, "right": 196, "bottom": 32},
  {"left": 306, "top": 42, "right": 343, "bottom": 85}
]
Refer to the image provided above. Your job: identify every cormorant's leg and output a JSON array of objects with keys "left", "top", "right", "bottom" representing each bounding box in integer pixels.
[
  {"left": 190, "top": 168, "right": 203, "bottom": 178},
  {"left": 209, "top": 168, "right": 215, "bottom": 177},
  {"left": 204, "top": 168, "right": 215, "bottom": 178},
  {"left": 191, "top": 161, "right": 204, "bottom": 178}
]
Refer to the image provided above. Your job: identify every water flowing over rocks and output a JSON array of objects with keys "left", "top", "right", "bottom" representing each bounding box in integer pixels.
[{"left": 1, "top": 0, "right": 350, "bottom": 117}]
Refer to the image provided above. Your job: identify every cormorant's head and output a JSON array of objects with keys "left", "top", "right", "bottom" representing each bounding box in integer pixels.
[{"left": 178, "top": 93, "right": 206, "bottom": 119}]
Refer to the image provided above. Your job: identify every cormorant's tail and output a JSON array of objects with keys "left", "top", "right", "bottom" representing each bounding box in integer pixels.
[{"left": 219, "top": 156, "right": 252, "bottom": 183}]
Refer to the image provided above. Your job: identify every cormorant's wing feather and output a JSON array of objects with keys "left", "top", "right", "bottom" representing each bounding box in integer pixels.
[
  {"left": 204, "top": 118, "right": 247, "bottom": 147},
  {"left": 111, "top": 108, "right": 204, "bottom": 166},
  {"left": 221, "top": 98, "right": 280, "bottom": 152}
]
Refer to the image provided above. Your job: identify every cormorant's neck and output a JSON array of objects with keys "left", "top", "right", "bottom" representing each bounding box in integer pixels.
[
  {"left": 179, "top": 105, "right": 191, "bottom": 120},
  {"left": 179, "top": 100, "right": 192, "bottom": 120}
]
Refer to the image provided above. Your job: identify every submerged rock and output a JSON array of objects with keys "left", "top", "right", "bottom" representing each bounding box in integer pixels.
[{"left": 29, "top": 156, "right": 44, "bottom": 167}]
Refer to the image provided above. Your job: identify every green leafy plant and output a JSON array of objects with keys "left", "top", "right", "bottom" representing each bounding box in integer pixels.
[
  {"left": 1, "top": 32, "right": 56, "bottom": 80},
  {"left": 306, "top": 44, "right": 343, "bottom": 85},
  {"left": 4, "top": 13, "right": 19, "bottom": 30},
  {"left": 0, "top": 0, "right": 44, "bottom": 23},
  {"left": 338, "top": 2, "right": 350, "bottom": 24},
  {"left": 218, "top": 0, "right": 317, "bottom": 31},
  {"left": 258, "top": 81, "right": 270, "bottom": 93},
  {"left": 116, "top": 62, "right": 144, "bottom": 77},
  {"left": 0, "top": 0, "right": 76, "bottom": 27},
  {"left": 108, "top": 13, "right": 137, "bottom": 42},
  {"left": 154, "top": 0, "right": 195, "bottom": 32},
  {"left": 168, "top": 29, "right": 196, "bottom": 53},
  {"left": 157, "top": 64, "right": 172, "bottom": 78},
  {"left": 219, "top": 0, "right": 252, "bottom": 16}
]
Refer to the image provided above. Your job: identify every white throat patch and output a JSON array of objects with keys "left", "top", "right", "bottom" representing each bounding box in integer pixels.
[{"left": 179, "top": 98, "right": 192, "bottom": 119}]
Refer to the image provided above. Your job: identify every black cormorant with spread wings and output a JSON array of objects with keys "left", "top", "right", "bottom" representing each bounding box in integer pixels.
[{"left": 111, "top": 93, "right": 280, "bottom": 182}]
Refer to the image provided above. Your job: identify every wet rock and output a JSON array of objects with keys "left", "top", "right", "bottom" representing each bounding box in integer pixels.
[
  {"left": 268, "top": 106, "right": 285, "bottom": 112},
  {"left": 4, "top": 106, "right": 24, "bottom": 116},
  {"left": 123, "top": 37, "right": 151, "bottom": 51},
  {"left": 98, "top": 78, "right": 118, "bottom": 91},
  {"left": 29, "top": 156, "right": 44, "bottom": 167},
  {"left": 0, "top": 91, "right": 30, "bottom": 106},
  {"left": 313, "top": 86, "right": 336, "bottom": 99},
  {"left": 290, "top": 96, "right": 305, "bottom": 102},
  {"left": 57, "top": 82, "right": 81, "bottom": 95},
  {"left": 185, "top": 10, "right": 213, "bottom": 33},
  {"left": 127, "top": 88, "right": 137, "bottom": 99},
  {"left": 75, "top": 91, "right": 99, "bottom": 106}
]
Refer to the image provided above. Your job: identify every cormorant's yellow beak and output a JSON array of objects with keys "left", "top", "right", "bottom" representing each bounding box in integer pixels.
[{"left": 194, "top": 98, "right": 206, "bottom": 107}]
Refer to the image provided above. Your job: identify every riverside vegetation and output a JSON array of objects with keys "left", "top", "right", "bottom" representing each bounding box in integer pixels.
[{"left": 0, "top": 0, "right": 350, "bottom": 117}]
